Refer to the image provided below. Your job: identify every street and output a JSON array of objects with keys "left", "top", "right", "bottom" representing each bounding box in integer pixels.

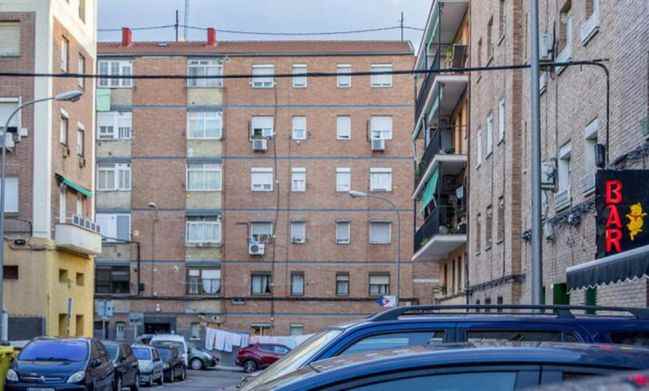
[{"left": 150, "top": 369, "right": 246, "bottom": 391}]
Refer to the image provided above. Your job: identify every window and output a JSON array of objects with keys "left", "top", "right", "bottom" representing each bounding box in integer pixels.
[
  {"left": 337, "top": 64, "right": 352, "bottom": 88},
  {"left": 370, "top": 168, "right": 392, "bottom": 192},
  {"left": 96, "top": 266, "right": 130, "bottom": 294},
  {"left": 290, "top": 221, "right": 306, "bottom": 244},
  {"left": 558, "top": 1, "right": 573, "bottom": 60},
  {"left": 0, "top": 98, "right": 20, "bottom": 129},
  {"left": 76, "top": 272, "right": 84, "bottom": 286},
  {"left": 582, "top": 119, "right": 599, "bottom": 193},
  {"left": 485, "top": 205, "right": 493, "bottom": 250},
  {"left": 186, "top": 216, "right": 221, "bottom": 244},
  {"left": 59, "top": 268, "right": 69, "bottom": 283},
  {"left": 98, "top": 60, "right": 133, "bottom": 88},
  {"left": 371, "top": 64, "right": 392, "bottom": 87},
  {"left": 498, "top": 97, "right": 506, "bottom": 143},
  {"left": 336, "top": 272, "right": 349, "bottom": 296},
  {"left": 291, "top": 168, "right": 306, "bottom": 192},
  {"left": 467, "top": 330, "right": 577, "bottom": 343},
  {"left": 251, "top": 273, "right": 272, "bottom": 295},
  {"left": 557, "top": 142, "right": 572, "bottom": 209},
  {"left": 187, "top": 59, "right": 223, "bottom": 88},
  {"left": 289, "top": 324, "right": 304, "bottom": 336},
  {"left": 75, "top": 194, "right": 83, "bottom": 218},
  {"left": 290, "top": 272, "right": 305, "bottom": 296},
  {"left": 251, "top": 64, "right": 275, "bottom": 88},
  {"left": 336, "top": 116, "right": 351, "bottom": 140},
  {"left": 250, "top": 222, "right": 273, "bottom": 242},
  {"left": 187, "top": 164, "right": 222, "bottom": 191},
  {"left": 487, "top": 17, "right": 494, "bottom": 60},
  {"left": 369, "top": 273, "right": 390, "bottom": 296},
  {"left": 341, "top": 331, "right": 445, "bottom": 356},
  {"left": 188, "top": 111, "right": 223, "bottom": 139},
  {"left": 4, "top": 177, "right": 18, "bottom": 213},
  {"left": 486, "top": 113, "right": 494, "bottom": 157},
  {"left": 59, "top": 187, "right": 66, "bottom": 223},
  {"left": 97, "top": 112, "right": 132, "bottom": 140},
  {"left": 251, "top": 167, "right": 273, "bottom": 192},
  {"left": 78, "top": 0, "right": 86, "bottom": 21},
  {"left": 78, "top": 54, "right": 85, "bottom": 88},
  {"left": 336, "top": 168, "right": 351, "bottom": 192},
  {"left": 76, "top": 127, "right": 85, "bottom": 157},
  {"left": 291, "top": 116, "right": 307, "bottom": 140},
  {"left": 3, "top": 265, "right": 18, "bottom": 280},
  {"left": 97, "top": 164, "right": 131, "bottom": 191},
  {"left": 191, "top": 323, "right": 201, "bottom": 340},
  {"left": 60, "top": 114, "right": 69, "bottom": 145},
  {"left": 341, "top": 372, "right": 519, "bottom": 390},
  {"left": 476, "top": 128, "right": 483, "bottom": 167},
  {"left": 0, "top": 22, "right": 20, "bottom": 56},
  {"left": 476, "top": 213, "right": 482, "bottom": 254},
  {"left": 477, "top": 39, "right": 483, "bottom": 67},
  {"left": 336, "top": 221, "right": 351, "bottom": 244},
  {"left": 499, "top": 0, "right": 506, "bottom": 37},
  {"left": 370, "top": 116, "right": 393, "bottom": 140},
  {"left": 609, "top": 331, "right": 649, "bottom": 347},
  {"left": 96, "top": 214, "right": 131, "bottom": 241},
  {"left": 251, "top": 116, "right": 274, "bottom": 138},
  {"left": 497, "top": 196, "right": 505, "bottom": 243},
  {"left": 370, "top": 222, "right": 392, "bottom": 244},
  {"left": 292, "top": 64, "right": 307, "bottom": 88},
  {"left": 187, "top": 269, "right": 221, "bottom": 295},
  {"left": 60, "top": 36, "right": 69, "bottom": 71}
]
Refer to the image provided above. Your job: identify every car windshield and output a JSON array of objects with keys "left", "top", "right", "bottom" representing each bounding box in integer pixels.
[
  {"left": 103, "top": 343, "right": 119, "bottom": 361},
  {"left": 241, "top": 329, "right": 342, "bottom": 391},
  {"left": 158, "top": 349, "right": 173, "bottom": 361},
  {"left": 133, "top": 347, "right": 151, "bottom": 360},
  {"left": 19, "top": 340, "right": 88, "bottom": 362},
  {"left": 153, "top": 341, "right": 183, "bottom": 351}
]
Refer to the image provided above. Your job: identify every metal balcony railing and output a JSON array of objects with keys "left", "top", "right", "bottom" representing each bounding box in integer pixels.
[
  {"left": 415, "top": 206, "right": 467, "bottom": 253},
  {"left": 416, "top": 127, "right": 459, "bottom": 186},
  {"left": 187, "top": 279, "right": 221, "bottom": 296}
]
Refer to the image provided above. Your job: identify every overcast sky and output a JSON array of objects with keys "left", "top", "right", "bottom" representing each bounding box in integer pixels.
[{"left": 98, "top": 0, "right": 430, "bottom": 46}]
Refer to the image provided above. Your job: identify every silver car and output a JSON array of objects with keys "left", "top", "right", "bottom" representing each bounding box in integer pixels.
[{"left": 132, "top": 344, "right": 164, "bottom": 387}]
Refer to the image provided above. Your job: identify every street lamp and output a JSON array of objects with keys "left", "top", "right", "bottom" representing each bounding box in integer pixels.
[
  {"left": 348, "top": 190, "right": 401, "bottom": 306},
  {"left": 0, "top": 90, "right": 83, "bottom": 340}
]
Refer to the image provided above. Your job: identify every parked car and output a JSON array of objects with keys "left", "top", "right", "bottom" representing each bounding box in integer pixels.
[
  {"left": 134, "top": 334, "right": 155, "bottom": 345},
  {"left": 240, "top": 304, "right": 649, "bottom": 390},
  {"left": 131, "top": 344, "right": 164, "bottom": 387},
  {"left": 156, "top": 345, "right": 186, "bottom": 383},
  {"left": 188, "top": 343, "right": 218, "bottom": 370},
  {"left": 535, "top": 369, "right": 649, "bottom": 390},
  {"left": 249, "top": 343, "right": 649, "bottom": 391},
  {"left": 103, "top": 341, "right": 139, "bottom": 391},
  {"left": 5, "top": 337, "right": 114, "bottom": 391},
  {"left": 150, "top": 334, "right": 189, "bottom": 366},
  {"left": 236, "top": 343, "right": 291, "bottom": 373}
]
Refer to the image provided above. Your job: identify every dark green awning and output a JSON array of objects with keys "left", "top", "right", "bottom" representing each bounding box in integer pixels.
[
  {"left": 56, "top": 174, "right": 93, "bottom": 198},
  {"left": 420, "top": 167, "right": 439, "bottom": 213}
]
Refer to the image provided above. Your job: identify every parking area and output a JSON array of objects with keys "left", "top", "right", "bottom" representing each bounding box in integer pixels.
[{"left": 146, "top": 369, "right": 246, "bottom": 391}]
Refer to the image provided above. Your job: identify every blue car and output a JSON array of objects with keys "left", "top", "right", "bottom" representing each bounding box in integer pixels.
[
  {"left": 252, "top": 343, "right": 649, "bottom": 391},
  {"left": 240, "top": 304, "right": 649, "bottom": 390}
]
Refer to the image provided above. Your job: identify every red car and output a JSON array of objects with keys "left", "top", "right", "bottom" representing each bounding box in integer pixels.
[{"left": 235, "top": 343, "right": 291, "bottom": 373}]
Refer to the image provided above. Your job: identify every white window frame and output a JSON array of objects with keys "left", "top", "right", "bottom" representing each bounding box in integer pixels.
[
  {"left": 60, "top": 110, "right": 69, "bottom": 145},
  {"left": 76, "top": 125, "right": 85, "bottom": 156},
  {"left": 336, "top": 221, "right": 351, "bottom": 244},
  {"left": 98, "top": 60, "right": 133, "bottom": 88},
  {"left": 369, "top": 222, "right": 392, "bottom": 244},
  {"left": 4, "top": 177, "right": 18, "bottom": 213},
  {"left": 188, "top": 111, "right": 223, "bottom": 140},
  {"left": 251, "top": 167, "right": 273, "bottom": 192},
  {"left": 476, "top": 128, "right": 483, "bottom": 168},
  {"left": 0, "top": 22, "right": 21, "bottom": 57},
  {"left": 582, "top": 119, "right": 599, "bottom": 193},
  {"left": 337, "top": 64, "right": 352, "bottom": 88},
  {"left": 580, "top": 0, "right": 600, "bottom": 46},
  {"left": 186, "top": 216, "right": 222, "bottom": 244},
  {"left": 336, "top": 168, "right": 351, "bottom": 193},
  {"left": 371, "top": 64, "right": 393, "bottom": 87},
  {"left": 370, "top": 168, "right": 392, "bottom": 192},
  {"left": 498, "top": 97, "right": 506, "bottom": 143},
  {"left": 187, "top": 59, "right": 223, "bottom": 88},
  {"left": 78, "top": 54, "right": 85, "bottom": 89},
  {"left": 187, "top": 164, "right": 222, "bottom": 191},
  {"left": 486, "top": 113, "right": 494, "bottom": 157},
  {"left": 290, "top": 272, "right": 305, "bottom": 296},
  {"left": 291, "top": 116, "right": 307, "bottom": 140},
  {"left": 97, "top": 163, "right": 131, "bottom": 191},
  {"left": 336, "top": 116, "right": 351, "bottom": 140},
  {"left": 60, "top": 36, "right": 69, "bottom": 71},
  {"left": 290, "top": 221, "right": 306, "bottom": 244},
  {"left": 97, "top": 112, "right": 132, "bottom": 140},
  {"left": 250, "top": 222, "right": 273, "bottom": 242},
  {"left": 251, "top": 64, "right": 275, "bottom": 88},
  {"left": 291, "top": 167, "right": 306, "bottom": 192},
  {"left": 370, "top": 116, "right": 393, "bottom": 140},
  {"left": 0, "top": 97, "right": 21, "bottom": 129},
  {"left": 96, "top": 213, "right": 132, "bottom": 241},
  {"left": 251, "top": 116, "right": 274, "bottom": 139},
  {"left": 59, "top": 187, "right": 66, "bottom": 223},
  {"left": 292, "top": 64, "right": 307, "bottom": 88},
  {"left": 556, "top": 142, "right": 572, "bottom": 209}
]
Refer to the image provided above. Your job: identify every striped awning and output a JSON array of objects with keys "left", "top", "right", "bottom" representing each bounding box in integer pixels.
[
  {"left": 567, "top": 243, "right": 649, "bottom": 289},
  {"left": 56, "top": 174, "right": 93, "bottom": 198}
]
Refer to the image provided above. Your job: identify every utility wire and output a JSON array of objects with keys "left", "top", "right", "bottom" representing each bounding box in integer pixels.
[
  {"left": 98, "top": 24, "right": 424, "bottom": 35},
  {"left": 97, "top": 24, "right": 176, "bottom": 32}
]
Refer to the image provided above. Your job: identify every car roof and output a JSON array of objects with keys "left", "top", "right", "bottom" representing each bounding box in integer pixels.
[{"left": 150, "top": 334, "right": 186, "bottom": 341}]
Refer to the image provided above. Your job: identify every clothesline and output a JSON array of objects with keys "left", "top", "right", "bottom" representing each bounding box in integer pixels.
[{"left": 204, "top": 326, "right": 312, "bottom": 352}]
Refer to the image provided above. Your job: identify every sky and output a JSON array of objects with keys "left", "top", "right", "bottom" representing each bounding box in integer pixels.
[{"left": 98, "top": 0, "right": 430, "bottom": 46}]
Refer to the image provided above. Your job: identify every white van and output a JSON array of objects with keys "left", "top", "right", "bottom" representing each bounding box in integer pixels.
[{"left": 150, "top": 334, "right": 189, "bottom": 366}]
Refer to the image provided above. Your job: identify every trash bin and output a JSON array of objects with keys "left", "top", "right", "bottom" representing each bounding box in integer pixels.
[{"left": 0, "top": 346, "right": 16, "bottom": 390}]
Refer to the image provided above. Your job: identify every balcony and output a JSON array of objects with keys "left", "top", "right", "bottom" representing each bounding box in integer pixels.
[
  {"left": 413, "top": 206, "right": 467, "bottom": 262},
  {"left": 55, "top": 216, "right": 102, "bottom": 256},
  {"left": 187, "top": 278, "right": 221, "bottom": 296},
  {"left": 414, "top": 127, "right": 467, "bottom": 198}
]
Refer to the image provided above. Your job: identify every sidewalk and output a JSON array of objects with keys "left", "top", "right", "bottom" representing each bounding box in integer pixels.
[{"left": 215, "top": 364, "right": 245, "bottom": 372}]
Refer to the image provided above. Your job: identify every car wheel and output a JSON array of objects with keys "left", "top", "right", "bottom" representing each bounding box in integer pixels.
[
  {"left": 182, "top": 367, "right": 187, "bottom": 380},
  {"left": 157, "top": 371, "right": 164, "bottom": 386},
  {"left": 243, "top": 360, "right": 257, "bottom": 373},
  {"left": 190, "top": 358, "right": 203, "bottom": 370},
  {"left": 115, "top": 376, "right": 122, "bottom": 391},
  {"left": 131, "top": 374, "right": 140, "bottom": 391}
]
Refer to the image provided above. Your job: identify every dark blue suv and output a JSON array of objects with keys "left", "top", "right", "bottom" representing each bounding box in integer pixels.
[{"left": 240, "top": 304, "right": 649, "bottom": 390}]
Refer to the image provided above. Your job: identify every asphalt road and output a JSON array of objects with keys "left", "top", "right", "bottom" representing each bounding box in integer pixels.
[{"left": 145, "top": 368, "right": 246, "bottom": 391}]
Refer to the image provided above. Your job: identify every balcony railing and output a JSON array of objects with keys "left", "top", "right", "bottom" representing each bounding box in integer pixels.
[
  {"left": 55, "top": 215, "right": 102, "bottom": 255},
  {"left": 415, "top": 206, "right": 467, "bottom": 253},
  {"left": 187, "top": 278, "right": 221, "bottom": 296},
  {"left": 416, "top": 127, "right": 458, "bottom": 185}
]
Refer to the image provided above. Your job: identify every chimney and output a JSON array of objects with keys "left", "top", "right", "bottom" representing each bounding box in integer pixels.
[
  {"left": 121, "top": 27, "right": 133, "bottom": 47},
  {"left": 207, "top": 27, "right": 217, "bottom": 47}
]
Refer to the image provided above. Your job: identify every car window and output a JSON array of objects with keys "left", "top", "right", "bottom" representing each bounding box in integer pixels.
[
  {"left": 466, "top": 330, "right": 577, "bottom": 343},
  {"left": 347, "top": 371, "right": 518, "bottom": 391},
  {"left": 340, "top": 331, "right": 444, "bottom": 356},
  {"left": 96, "top": 342, "right": 109, "bottom": 360},
  {"left": 19, "top": 340, "right": 89, "bottom": 362},
  {"left": 103, "top": 343, "right": 119, "bottom": 361},
  {"left": 133, "top": 347, "right": 151, "bottom": 360},
  {"left": 609, "top": 331, "right": 649, "bottom": 347},
  {"left": 153, "top": 349, "right": 160, "bottom": 360},
  {"left": 275, "top": 345, "right": 290, "bottom": 354}
]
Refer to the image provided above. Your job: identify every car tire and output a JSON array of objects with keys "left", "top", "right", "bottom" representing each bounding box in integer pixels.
[
  {"left": 131, "top": 374, "right": 140, "bottom": 391},
  {"left": 243, "top": 360, "right": 257, "bottom": 373},
  {"left": 190, "top": 358, "right": 204, "bottom": 370},
  {"left": 181, "top": 367, "right": 187, "bottom": 380},
  {"left": 157, "top": 372, "right": 164, "bottom": 386}
]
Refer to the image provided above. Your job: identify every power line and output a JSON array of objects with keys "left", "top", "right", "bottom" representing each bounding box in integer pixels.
[
  {"left": 98, "top": 24, "right": 425, "bottom": 35},
  {"left": 97, "top": 24, "right": 176, "bottom": 32}
]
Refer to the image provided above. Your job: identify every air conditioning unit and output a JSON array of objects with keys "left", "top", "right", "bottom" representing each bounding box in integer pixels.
[
  {"left": 18, "top": 127, "right": 28, "bottom": 138},
  {"left": 540, "top": 32, "right": 553, "bottom": 60},
  {"left": 248, "top": 241, "right": 265, "bottom": 256},
  {"left": 252, "top": 138, "right": 268, "bottom": 152},
  {"left": 371, "top": 138, "right": 385, "bottom": 152}
]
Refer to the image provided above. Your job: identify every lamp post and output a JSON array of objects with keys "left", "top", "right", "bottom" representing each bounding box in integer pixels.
[
  {"left": 147, "top": 202, "right": 159, "bottom": 297},
  {"left": 349, "top": 190, "right": 401, "bottom": 305},
  {"left": 0, "top": 90, "right": 83, "bottom": 341}
]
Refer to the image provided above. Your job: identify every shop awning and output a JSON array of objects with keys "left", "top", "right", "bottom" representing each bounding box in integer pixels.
[
  {"left": 420, "top": 167, "right": 439, "bottom": 213},
  {"left": 56, "top": 174, "right": 93, "bottom": 198},
  {"left": 567, "top": 243, "right": 649, "bottom": 290}
]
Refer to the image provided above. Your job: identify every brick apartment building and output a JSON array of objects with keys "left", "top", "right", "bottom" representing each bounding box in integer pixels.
[
  {"left": 93, "top": 29, "right": 417, "bottom": 341},
  {"left": 0, "top": 0, "right": 98, "bottom": 339}
]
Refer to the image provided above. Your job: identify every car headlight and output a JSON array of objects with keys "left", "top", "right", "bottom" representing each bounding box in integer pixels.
[
  {"left": 67, "top": 371, "right": 85, "bottom": 384},
  {"left": 5, "top": 369, "right": 18, "bottom": 382},
  {"left": 163, "top": 363, "right": 169, "bottom": 369},
  {"left": 141, "top": 362, "right": 153, "bottom": 372}
]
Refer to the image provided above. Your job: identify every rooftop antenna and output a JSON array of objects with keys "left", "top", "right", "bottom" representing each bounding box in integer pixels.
[
  {"left": 400, "top": 11, "right": 404, "bottom": 41},
  {"left": 184, "top": 0, "right": 190, "bottom": 41}
]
